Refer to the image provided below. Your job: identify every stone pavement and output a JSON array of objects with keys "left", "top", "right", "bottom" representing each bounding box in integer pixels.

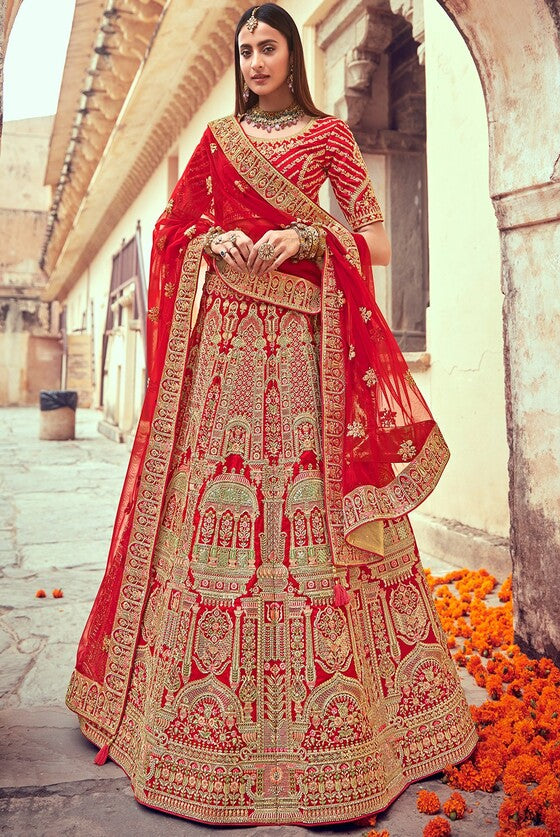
[{"left": 0, "top": 408, "right": 505, "bottom": 836}]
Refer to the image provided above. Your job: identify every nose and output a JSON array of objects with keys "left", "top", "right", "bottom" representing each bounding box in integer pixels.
[{"left": 251, "top": 52, "right": 263, "bottom": 70}]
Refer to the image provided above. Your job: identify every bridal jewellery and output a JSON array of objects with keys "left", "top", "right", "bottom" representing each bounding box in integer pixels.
[
  {"left": 244, "top": 103, "right": 304, "bottom": 133},
  {"left": 246, "top": 8, "right": 258, "bottom": 32},
  {"left": 257, "top": 242, "right": 276, "bottom": 261}
]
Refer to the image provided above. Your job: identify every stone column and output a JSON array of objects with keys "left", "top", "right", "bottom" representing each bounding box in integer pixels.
[{"left": 494, "top": 185, "right": 560, "bottom": 664}]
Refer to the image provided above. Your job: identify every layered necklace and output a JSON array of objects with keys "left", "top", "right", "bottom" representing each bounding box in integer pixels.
[{"left": 244, "top": 102, "right": 305, "bottom": 133}]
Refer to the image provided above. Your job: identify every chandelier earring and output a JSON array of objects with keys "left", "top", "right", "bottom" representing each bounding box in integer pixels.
[
  {"left": 288, "top": 64, "right": 294, "bottom": 93},
  {"left": 242, "top": 80, "right": 250, "bottom": 103}
]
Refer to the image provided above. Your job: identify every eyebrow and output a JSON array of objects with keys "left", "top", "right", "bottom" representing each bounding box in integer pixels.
[{"left": 239, "top": 38, "right": 279, "bottom": 48}]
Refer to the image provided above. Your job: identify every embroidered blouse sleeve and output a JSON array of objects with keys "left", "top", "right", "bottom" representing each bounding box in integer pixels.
[{"left": 326, "top": 120, "right": 384, "bottom": 230}]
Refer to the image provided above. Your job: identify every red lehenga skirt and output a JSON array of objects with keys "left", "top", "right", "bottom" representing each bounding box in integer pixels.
[{"left": 76, "top": 269, "right": 477, "bottom": 825}]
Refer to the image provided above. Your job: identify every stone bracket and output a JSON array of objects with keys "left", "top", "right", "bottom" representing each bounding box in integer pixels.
[
  {"left": 334, "top": 5, "right": 395, "bottom": 126},
  {"left": 492, "top": 180, "right": 560, "bottom": 231}
]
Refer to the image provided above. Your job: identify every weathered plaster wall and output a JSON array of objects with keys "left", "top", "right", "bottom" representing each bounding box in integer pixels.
[
  {"left": 0, "top": 116, "right": 58, "bottom": 405},
  {"left": 502, "top": 221, "right": 560, "bottom": 661}
]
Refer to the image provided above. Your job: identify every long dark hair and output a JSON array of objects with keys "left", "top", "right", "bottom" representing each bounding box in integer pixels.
[{"left": 234, "top": 5, "right": 329, "bottom": 117}]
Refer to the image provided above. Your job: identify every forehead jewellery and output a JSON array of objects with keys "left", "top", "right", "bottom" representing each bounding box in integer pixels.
[{"left": 246, "top": 8, "right": 258, "bottom": 33}]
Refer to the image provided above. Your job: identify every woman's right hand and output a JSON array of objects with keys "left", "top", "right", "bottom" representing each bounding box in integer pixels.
[{"left": 210, "top": 229, "right": 254, "bottom": 273}]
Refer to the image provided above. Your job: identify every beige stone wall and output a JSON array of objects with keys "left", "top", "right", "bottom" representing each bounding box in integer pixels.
[
  {"left": 0, "top": 116, "right": 53, "bottom": 212},
  {"left": 0, "top": 116, "right": 59, "bottom": 405},
  {"left": 411, "top": 0, "right": 509, "bottom": 538}
]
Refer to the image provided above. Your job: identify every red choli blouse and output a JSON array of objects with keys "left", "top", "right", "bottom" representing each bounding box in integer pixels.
[{"left": 179, "top": 116, "right": 384, "bottom": 234}]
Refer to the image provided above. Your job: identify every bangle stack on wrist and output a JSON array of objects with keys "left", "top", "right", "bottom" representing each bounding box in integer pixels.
[
  {"left": 289, "top": 220, "right": 326, "bottom": 262},
  {"left": 203, "top": 226, "right": 225, "bottom": 256}
]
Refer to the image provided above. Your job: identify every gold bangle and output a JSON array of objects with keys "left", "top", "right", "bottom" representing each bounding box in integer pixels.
[{"left": 289, "top": 221, "right": 324, "bottom": 262}]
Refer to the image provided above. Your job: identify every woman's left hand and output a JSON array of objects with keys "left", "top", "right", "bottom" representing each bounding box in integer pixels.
[{"left": 247, "top": 228, "right": 300, "bottom": 276}]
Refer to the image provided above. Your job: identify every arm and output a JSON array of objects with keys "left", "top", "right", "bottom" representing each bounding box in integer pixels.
[
  {"left": 327, "top": 120, "right": 390, "bottom": 266},
  {"left": 356, "top": 220, "right": 391, "bottom": 267}
]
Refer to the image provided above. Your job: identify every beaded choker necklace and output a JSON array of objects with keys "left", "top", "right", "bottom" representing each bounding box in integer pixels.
[{"left": 244, "top": 103, "right": 305, "bottom": 133}]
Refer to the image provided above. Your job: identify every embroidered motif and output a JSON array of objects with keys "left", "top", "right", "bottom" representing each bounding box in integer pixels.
[
  {"left": 334, "top": 289, "right": 346, "bottom": 308},
  {"left": 206, "top": 176, "right": 212, "bottom": 195},
  {"left": 314, "top": 607, "right": 352, "bottom": 672},
  {"left": 164, "top": 282, "right": 175, "bottom": 298},
  {"left": 164, "top": 198, "right": 174, "bottom": 216},
  {"left": 379, "top": 409, "right": 397, "bottom": 428},
  {"left": 359, "top": 306, "right": 372, "bottom": 322},
  {"left": 398, "top": 439, "right": 417, "bottom": 461},
  {"left": 147, "top": 306, "right": 159, "bottom": 322},
  {"left": 348, "top": 345, "right": 356, "bottom": 360},
  {"left": 363, "top": 368, "right": 378, "bottom": 387},
  {"left": 347, "top": 421, "right": 365, "bottom": 438}
]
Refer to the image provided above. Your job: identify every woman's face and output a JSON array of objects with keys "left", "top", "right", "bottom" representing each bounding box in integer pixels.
[{"left": 238, "top": 22, "right": 291, "bottom": 100}]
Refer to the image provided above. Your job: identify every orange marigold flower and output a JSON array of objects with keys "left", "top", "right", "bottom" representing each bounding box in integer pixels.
[
  {"left": 365, "top": 830, "right": 390, "bottom": 837},
  {"left": 423, "top": 815, "right": 451, "bottom": 837},
  {"left": 486, "top": 674, "right": 503, "bottom": 700},
  {"left": 35, "top": 589, "right": 46, "bottom": 598},
  {"left": 542, "top": 806, "right": 560, "bottom": 835},
  {"left": 498, "top": 575, "right": 512, "bottom": 602},
  {"left": 416, "top": 789, "right": 441, "bottom": 814},
  {"left": 52, "top": 588, "right": 64, "bottom": 599},
  {"left": 442, "top": 792, "right": 467, "bottom": 820}
]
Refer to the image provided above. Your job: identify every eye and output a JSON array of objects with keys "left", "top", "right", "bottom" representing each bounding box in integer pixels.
[{"left": 263, "top": 46, "right": 275, "bottom": 54}]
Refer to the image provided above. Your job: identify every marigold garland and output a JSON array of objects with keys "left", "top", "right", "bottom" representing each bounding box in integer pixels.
[
  {"left": 423, "top": 815, "right": 451, "bottom": 837},
  {"left": 425, "top": 567, "right": 560, "bottom": 835}
]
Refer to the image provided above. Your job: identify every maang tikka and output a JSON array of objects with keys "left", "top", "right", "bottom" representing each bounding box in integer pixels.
[{"left": 246, "top": 8, "right": 258, "bottom": 33}]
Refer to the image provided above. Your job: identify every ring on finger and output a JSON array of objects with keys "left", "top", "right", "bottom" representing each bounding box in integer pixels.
[
  {"left": 219, "top": 248, "right": 227, "bottom": 258},
  {"left": 258, "top": 241, "right": 276, "bottom": 261}
]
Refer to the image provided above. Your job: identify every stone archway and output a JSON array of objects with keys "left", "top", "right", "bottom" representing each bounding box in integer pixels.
[{"left": 437, "top": 0, "right": 560, "bottom": 663}]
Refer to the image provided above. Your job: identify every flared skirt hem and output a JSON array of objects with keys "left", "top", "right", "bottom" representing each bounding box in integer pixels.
[{"left": 75, "top": 713, "right": 478, "bottom": 827}]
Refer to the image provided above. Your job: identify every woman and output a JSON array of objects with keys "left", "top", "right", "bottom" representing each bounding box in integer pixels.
[{"left": 67, "top": 4, "right": 477, "bottom": 826}]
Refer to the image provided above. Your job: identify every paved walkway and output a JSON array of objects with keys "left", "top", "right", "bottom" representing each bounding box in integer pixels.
[{"left": 0, "top": 408, "right": 504, "bottom": 835}]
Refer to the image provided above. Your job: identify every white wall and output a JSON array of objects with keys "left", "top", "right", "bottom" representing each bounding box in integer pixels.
[{"left": 413, "top": 0, "right": 509, "bottom": 537}]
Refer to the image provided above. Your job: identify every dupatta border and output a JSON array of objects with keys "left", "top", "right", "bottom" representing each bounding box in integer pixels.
[
  {"left": 209, "top": 116, "right": 449, "bottom": 562},
  {"left": 214, "top": 261, "right": 321, "bottom": 314},
  {"left": 66, "top": 236, "right": 206, "bottom": 735}
]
